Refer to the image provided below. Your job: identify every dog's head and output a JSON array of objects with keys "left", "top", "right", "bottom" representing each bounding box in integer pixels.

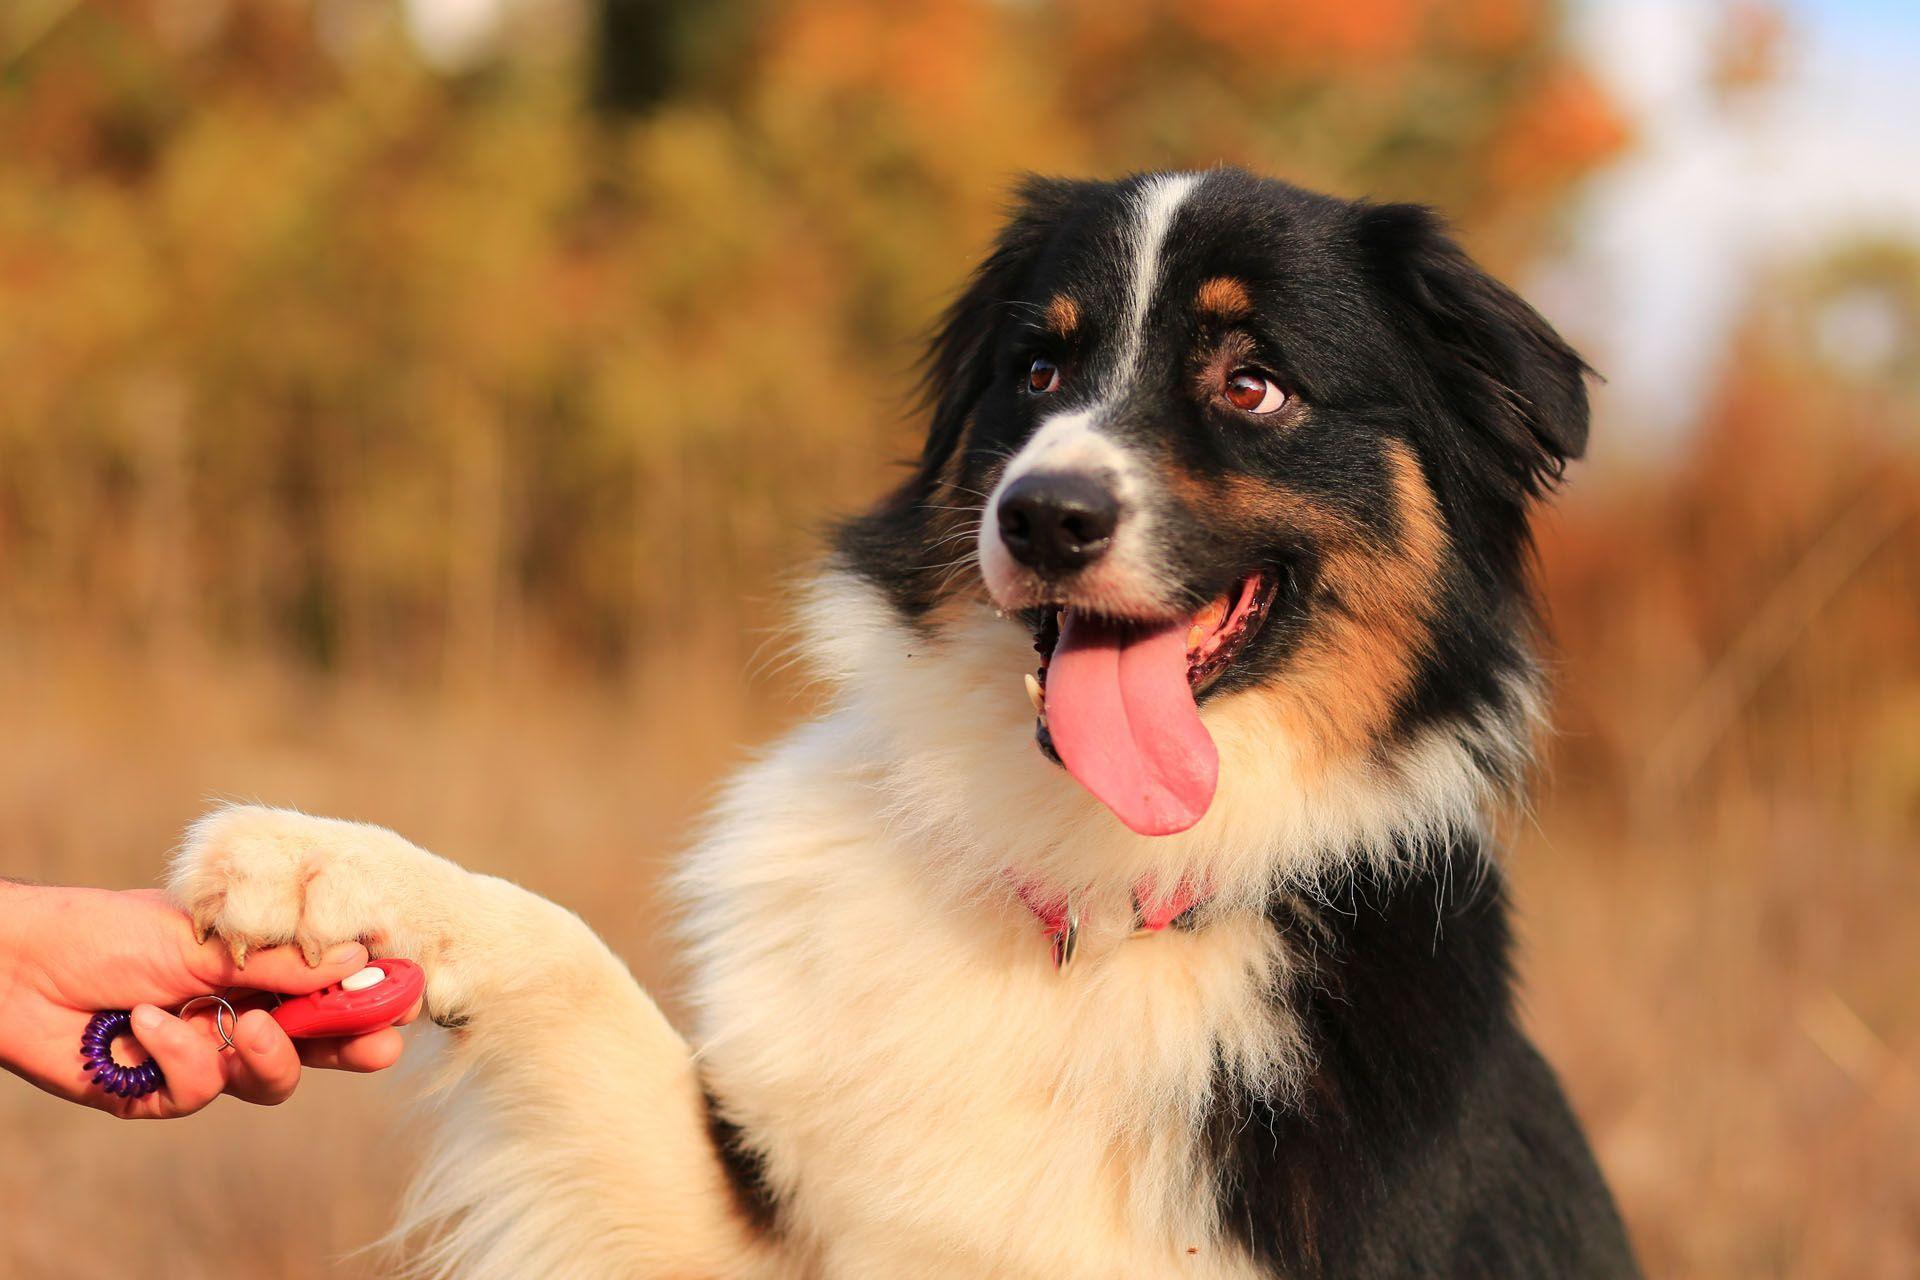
[{"left": 837, "top": 169, "right": 1589, "bottom": 840}]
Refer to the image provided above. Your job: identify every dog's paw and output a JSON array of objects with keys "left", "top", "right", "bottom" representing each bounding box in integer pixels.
[
  {"left": 171, "top": 803, "right": 592, "bottom": 1028},
  {"left": 169, "top": 804, "right": 427, "bottom": 970}
]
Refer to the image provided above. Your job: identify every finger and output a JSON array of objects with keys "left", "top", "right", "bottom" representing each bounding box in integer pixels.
[
  {"left": 296, "top": 1027, "right": 405, "bottom": 1074},
  {"left": 394, "top": 994, "right": 425, "bottom": 1027},
  {"left": 128, "top": 1004, "right": 225, "bottom": 1118},
  {"left": 223, "top": 1009, "right": 303, "bottom": 1106},
  {"left": 191, "top": 938, "right": 369, "bottom": 995}
]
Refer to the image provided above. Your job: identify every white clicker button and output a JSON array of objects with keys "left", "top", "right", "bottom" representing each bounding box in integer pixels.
[{"left": 341, "top": 966, "right": 386, "bottom": 992}]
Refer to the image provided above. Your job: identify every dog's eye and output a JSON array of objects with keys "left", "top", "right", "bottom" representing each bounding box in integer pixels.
[
  {"left": 1027, "top": 356, "right": 1062, "bottom": 395},
  {"left": 1224, "top": 370, "right": 1287, "bottom": 415}
]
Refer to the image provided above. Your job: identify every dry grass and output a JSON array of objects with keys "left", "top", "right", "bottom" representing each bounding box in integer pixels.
[
  {"left": 3, "top": 515, "right": 1917, "bottom": 1276},
  {"left": 0, "top": 641, "right": 776, "bottom": 1279},
  {"left": 1512, "top": 799, "right": 1920, "bottom": 1277}
]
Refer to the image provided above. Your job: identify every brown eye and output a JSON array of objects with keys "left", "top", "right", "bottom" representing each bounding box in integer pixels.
[
  {"left": 1028, "top": 356, "right": 1061, "bottom": 395},
  {"left": 1224, "top": 369, "right": 1287, "bottom": 414}
]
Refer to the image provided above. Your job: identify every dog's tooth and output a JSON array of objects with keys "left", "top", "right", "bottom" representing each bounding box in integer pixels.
[{"left": 1024, "top": 672, "right": 1045, "bottom": 715}]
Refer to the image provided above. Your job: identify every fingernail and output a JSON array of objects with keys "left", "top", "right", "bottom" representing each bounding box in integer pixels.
[
  {"left": 131, "top": 1006, "right": 163, "bottom": 1032},
  {"left": 247, "top": 1016, "right": 278, "bottom": 1053},
  {"left": 322, "top": 941, "right": 364, "bottom": 965}
]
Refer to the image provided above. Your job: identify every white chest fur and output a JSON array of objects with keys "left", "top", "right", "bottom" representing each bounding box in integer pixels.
[
  {"left": 681, "top": 719, "right": 1295, "bottom": 1280},
  {"left": 677, "top": 576, "right": 1505, "bottom": 1277}
]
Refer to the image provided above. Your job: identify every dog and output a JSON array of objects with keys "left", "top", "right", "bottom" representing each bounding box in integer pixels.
[{"left": 168, "top": 168, "right": 1640, "bottom": 1278}]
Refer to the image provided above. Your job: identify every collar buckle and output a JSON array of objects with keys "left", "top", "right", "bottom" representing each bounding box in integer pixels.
[{"left": 1048, "top": 908, "right": 1081, "bottom": 972}]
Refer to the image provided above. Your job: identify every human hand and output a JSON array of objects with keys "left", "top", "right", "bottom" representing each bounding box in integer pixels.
[{"left": 0, "top": 882, "right": 418, "bottom": 1118}]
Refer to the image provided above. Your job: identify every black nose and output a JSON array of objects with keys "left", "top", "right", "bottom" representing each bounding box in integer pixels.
[{"left": 996, "top": 472, "right": 1120, "bottom": 575}]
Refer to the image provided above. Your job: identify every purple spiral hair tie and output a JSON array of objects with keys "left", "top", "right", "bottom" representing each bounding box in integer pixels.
[
  {"left": 80, "top": 1010, "right": 165, "bottom": 1099},
  {"left": 81, "top": 995, "right": 237, "bottom": 1100}
]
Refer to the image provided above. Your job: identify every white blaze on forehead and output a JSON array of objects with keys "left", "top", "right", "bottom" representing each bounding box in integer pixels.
[
  {"left": 998, "top": 171, "right": 1205, "bottom": 486},
  {"left": 1112, "top": 171, "right": 1203, "bottom": 398},
  {"left": 977, "top": 172, "right": 1205, "bottom": 615}
]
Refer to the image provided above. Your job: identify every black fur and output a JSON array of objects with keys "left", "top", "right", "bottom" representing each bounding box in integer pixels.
[
  {"left": 703, "top": 1084, "right": 780, "bottom": 1234},
  {"left": 830, "top": 169, "right": 1637, "bottom": 1274},
  {"left": 1210, "top": 844, "right": 1638, "bottom": 1277}
]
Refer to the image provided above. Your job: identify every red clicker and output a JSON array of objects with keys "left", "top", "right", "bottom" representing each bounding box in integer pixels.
[{"left": 270, "top": 958, "right": 426, "bottom": 1038}]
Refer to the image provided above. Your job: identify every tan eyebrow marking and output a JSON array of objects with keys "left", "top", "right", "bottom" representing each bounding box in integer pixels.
[
  {"left": 1042, "top": 294, "right": 1080, "bottom": 337},
  {"left": 1195, "top": 276, "right": 1253, "bottom": 321}
]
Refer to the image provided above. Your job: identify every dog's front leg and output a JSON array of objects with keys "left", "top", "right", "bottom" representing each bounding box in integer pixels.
[{"left": 169, "top": 804, "right": 780, "bottom": 1280}]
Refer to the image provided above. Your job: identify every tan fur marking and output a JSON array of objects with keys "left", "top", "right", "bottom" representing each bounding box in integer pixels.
[
  {"left": 1281, "top": 443, "right": 1447, "bottom": 770},
  {"left": 1194, "top": 277, "right": 1252, "bottom": 321},
  {"left": 1043, "top": 294, "right": 1080, "bottom": 337},
  {"left": 1189, "top": 443, "right": 1448, "bottom": 775}
]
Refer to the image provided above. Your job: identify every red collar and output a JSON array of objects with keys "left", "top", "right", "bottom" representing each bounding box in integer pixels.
[{"left": 1009, "top": 873, "right": 1208, "bottom": 970}]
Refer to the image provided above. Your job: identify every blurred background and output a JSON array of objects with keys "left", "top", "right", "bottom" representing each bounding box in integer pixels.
[{"left": 1, "top": 0, "right": 1916, "bottom": 1274}]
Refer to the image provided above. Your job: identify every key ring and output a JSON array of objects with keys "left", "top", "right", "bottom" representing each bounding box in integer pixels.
[
  {"left": 177, "top": 995, "right": 241, "bottom": 1050},
  {"left": 81, "top": 995, "right": 239, "bottom": 1100}
]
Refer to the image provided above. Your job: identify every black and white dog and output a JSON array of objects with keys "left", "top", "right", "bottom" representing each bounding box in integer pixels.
[{"left": 169, "top": 168, "right": 1641, "bottom": 1278}]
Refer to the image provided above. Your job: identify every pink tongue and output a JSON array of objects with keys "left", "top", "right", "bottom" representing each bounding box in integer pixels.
[{"left": 1045, "top": 610, "right": 1219, "bottom": 836}]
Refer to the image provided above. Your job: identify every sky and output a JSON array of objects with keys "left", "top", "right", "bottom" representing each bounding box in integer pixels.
[{"left": 1547, "top": 0, "right": 1920, "bottom": 446}]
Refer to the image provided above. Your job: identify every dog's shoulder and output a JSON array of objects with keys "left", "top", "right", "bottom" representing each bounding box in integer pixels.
[{"left": 1210, "top": 845, "right": 1640, "bottom": 1278}]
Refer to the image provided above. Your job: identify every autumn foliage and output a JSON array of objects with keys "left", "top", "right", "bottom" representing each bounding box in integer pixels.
[{"left": 0, "top": 0, "right": 1622, "bottom": 673}]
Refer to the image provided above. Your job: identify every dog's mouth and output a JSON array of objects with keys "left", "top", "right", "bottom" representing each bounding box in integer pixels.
[{"left": 1024, "top": 573, "right": 1277, "bottom": 837}]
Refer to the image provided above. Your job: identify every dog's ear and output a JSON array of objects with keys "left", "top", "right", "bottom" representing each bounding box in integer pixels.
[
  {"left": 1358, "top": 202, "right": 1591, "bottom": 498},
  {"left": 917, "top": 175, "right": 1085, "bottom": 474}
]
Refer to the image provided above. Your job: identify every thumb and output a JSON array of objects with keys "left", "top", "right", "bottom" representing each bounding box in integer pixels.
[
  {"left": 193, "top": 939, "right": 369, "bottom": 995},
  {"left": 127, "top": 1004, "right": 224, "bottom": 1117}
]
